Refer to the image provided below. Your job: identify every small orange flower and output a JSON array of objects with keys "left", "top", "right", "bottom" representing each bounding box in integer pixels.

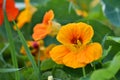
[
  {"left": 50, "top": 22, "right": 102, "bottom": 68},
  {"left": 37, "top": 44, "right": 56, "bottom": 61},
  {"left": 32, "top": 10, "right": 54, "bottom": 41},
  {"left": 0, "top": 0, "right": 19, "bottom": 26},
  {"left": 20, "top": 40, "right": 45, "bottom": 60},
  {"left": 20, "top": 40, "right": 55, "bottom": 61}
]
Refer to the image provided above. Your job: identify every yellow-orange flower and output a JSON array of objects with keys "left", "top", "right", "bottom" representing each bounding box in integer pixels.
[
  {"left": 50, "top": 22, "right": 102, "bottom": 68},
  {"left": 14, "top": 0, "right": 37, "bottom": 29},
  {"left": 32, "top": 10, "right": 54, "bottom": 41}
]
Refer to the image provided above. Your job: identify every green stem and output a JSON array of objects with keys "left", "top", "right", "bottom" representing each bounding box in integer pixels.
[
  {"left": 3, "top": 0, "right": 20, "bottom": 80},
  {"left": 13, "top": 21, "right": 40, "bottom": 80},
  {"left": 82, "top": 67, "right": 86, "bottom": 78},
  {"left": 91, "top": 63, "right": 96, "bottom": 70},
  {"left": 37, "top": 49, "right": 41, "bottom": 80},
  {"left": 3, "top": 10, "right": 20, "bottom": 80}
]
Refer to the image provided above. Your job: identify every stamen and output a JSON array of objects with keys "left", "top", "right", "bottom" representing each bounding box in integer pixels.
[{"left": 77, "top": 40, "right": 82, "bottom": 46}]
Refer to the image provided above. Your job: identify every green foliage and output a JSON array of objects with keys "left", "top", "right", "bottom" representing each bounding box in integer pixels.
[
  {"left": 0, "top": 68, "right": 21, "bottom": 73},
  {"left": 88, "top": 4, "right": 105, "bottom": 20},
  {"left": 90, "top": 52, "right": 120, "bottom": 80},
  {"left": 41, "top": 58, "right": 63, "bottom": 71},
  {"left": 106, "top": 36, "right": 120, "bottom": 43},
  {"left": 1, "top": 0, "right": 120, "bottom": 80},
  {"left": 21, "top": 67, "right": 39, "bottom": 80},
  {"left": 104, "top": 40, "right": 120, "bottom": 61},
  {"left": 0, "top": 43, "right": 9, "bottom": 56},
  {"left": 102, "top": 46, "right": 112, "bottom": 60},
  {"left": 13, "top": 21, "right": 40, "bottom": 79},
  {"left": 4, "top": 11, "right": 20, "bottom": 80},
  {"left": 101, "top": 0, "right": 120, "bottom": 27},
  {"left": 53, "top": 69, "right": 71, "bottom": 80}
]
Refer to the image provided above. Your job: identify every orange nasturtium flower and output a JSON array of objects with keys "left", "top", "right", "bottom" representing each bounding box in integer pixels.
[
  {"left": 32, "top": 10, "right": 55, "bottom": 41},
  {"left": 14, "top": 0, "right": 37, "bottom": 29},
  {"left": 0, "top": 0, "right": 19, "bottom": 26},
  {"left": 50, "top": 22, "right": 102, "bottom": 68}
]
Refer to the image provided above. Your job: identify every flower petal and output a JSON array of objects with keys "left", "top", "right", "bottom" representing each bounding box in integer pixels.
[
  {"left": 50, "top": 45, "right": 70, "bottom": 64},
  {"left": 57, "top": 22, "right": 94, "bottom": 45},
  {"left": 0, "top": 0, "right": 19, "bottom": 26},
  {"left": 77, "top": 42, "right": 102, "bottom": 63},
  {"left": 0, "top": 0, "right": 3, "bottom": 3},
  {"left": 86, "top": 42, "right": 102, "bottom": 61},
  {"left": 62, "top": 42, "right": 102, "bottom": 68},
  {"left": 32, "top": 24, "right": 51, "bottom": 40},
  {"left": 0, "top": 0, "right": 3, "bottom": 25},
  {"left": 6, "top": 0, "right": 19, "bottom": 21},
  {"left": 0, "top": 11, "right": 3, "bottom": 25},
  {"left": 63, "top": 52, "right": 87, "bottom": 68},
  {"left": 42, "top": 10, "right": 54, "bottom": 25}
]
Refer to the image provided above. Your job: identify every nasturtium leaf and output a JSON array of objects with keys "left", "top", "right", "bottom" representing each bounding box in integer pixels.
[
  {"left": 41, "top": 58, "right": 63, "bottom": 71},
  {"left": 63, "top": 64, "right": 93, "bottom": 80},
  {"left": 103, "top": 40, "right": 120, "bottom": 61},
  {"left": 88, "top": 4, "right": 105, "bottom": 20},
  {"left": 79, "top": 73, "right": 91, "bottom": 80},
  {"left": 41, "top": 71, "right": 52, "bottom": 80},
  {"left": 21, "top": 67, "right": 38, "bottom": 80},
  {"left": 90, "top": 52, "right": 120, "bottom": 80},
  {"left": 102, "top": 61, "right": 111, "bottom": 68},
  {"left": 107, "top": 52, "right": 120, "bottom": 75},
  {"left": 53, "top": 69, "right": 71, "bottom": 80},
  {"left": 90, "top": 69, "right": 113, "bottom": 80},
  {"left": 102, "top": 46, "right": 112, "bottom": 59},
  {"left": 101, "top": 0, "right": 120, "bottom": 27},
  {"left": 44, "top": 36, "right": 59, "bottom": 46},
  {"left": 106, "top": 36, "right": 120, "bottom": 43}
]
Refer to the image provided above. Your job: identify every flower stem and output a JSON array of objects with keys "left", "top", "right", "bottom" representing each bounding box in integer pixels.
[
  {"left": 82, "top": 67, "right": 86, "bottom": 78},
  {"left": 91, "top": 63, "right": 96, "bottom": 70}
]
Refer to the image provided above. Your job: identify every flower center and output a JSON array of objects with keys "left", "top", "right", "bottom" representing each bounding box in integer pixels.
[
  {"left": 71, "top": 37, "right": 83, "bottom": 47},
  {"left": 33, "top": 42, "right": 39, "bottom": 49},
  {"left": 65, "top": 37, "right": 85, "bottom": 52}
]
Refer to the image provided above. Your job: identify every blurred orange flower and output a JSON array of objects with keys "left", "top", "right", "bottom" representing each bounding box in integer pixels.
[
  {"left": 32, "top": 10, "right": 54, "bottom": 41},
  {"left": 0, "top": 0, "right": 19, "bottom": 26},
  {"left": 50, "top": 22, "right": 102, "bottom": 68},
  {"left": 75, "top": 9, "right": 88, "bottom": 17},
  {"left": 20, "top": 40, "right": 43, "bottom": 55},
  {"left": 14, "top": 0, "right": 37, "bottom": 29},
  {"left": 20, "top": 40, "right": 55, "bottom": 61},
  {"left": 37, "top": 44, "right": 56, "bottom": 61}
]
